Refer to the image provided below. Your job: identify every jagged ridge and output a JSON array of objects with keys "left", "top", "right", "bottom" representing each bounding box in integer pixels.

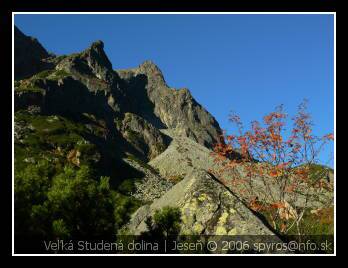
[{"left": 15, "top": 32, "right": 223, "bottom": 152}]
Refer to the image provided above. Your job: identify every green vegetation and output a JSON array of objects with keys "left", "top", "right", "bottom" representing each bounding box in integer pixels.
[
  {"left": 15, "top": 111, "right": 144, "bottom": 241},
  {"left": 32, "top": 69, "right": 70, "bottom": 81},
  {"left": 48, "top": 69, "right": 71, "bottom": 80},
  {"left": 142, "top": 206, "right": 182, "bottom": 238},
  {"left": 16, "top": 163, "right": 116, "bottom": 238},
  {"left": 14, "top": 69, "right": 71, "bottom": 95},
  {"left": 14, "top": 112, "right": 88, "bottom": 170},
  {"left": 114, "top": 192, "right": 143, "bottom": 230},
  {"left": 117, "top": 178, "right": 141, "bottom": 195},
  {"left": 114, "top": 117, "right": 123, "bottom": 130},
  {"left": 33, "top": 69, "right": 54, "bottom": 79},
  {"left": 51, "top": 54, "right": 68, "bottom": 64},
  {"left": 123, "top": 207, "right": 183, "bottom": 253},
  {"left": 14, "top": 75, "right": 47, "bottom": 94},
  {"left": 290, "top": 207, "right": 334, "bottom": 236},
  {"left": 15, "top": 84, "right": 45, "bottom": 94},
  {"left": 258, "top": 205, "right": 334, "bottom": 253},
  {"left": 260, "top": 205, "right": 334, "bottom": 237},
  {"left": 15, "top": 154, "right": 142, "bottom": 241}
]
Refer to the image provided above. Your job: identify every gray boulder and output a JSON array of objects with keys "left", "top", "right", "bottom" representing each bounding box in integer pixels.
[{"left": 126, "top": 169, "right": 276, "bottom": 237}]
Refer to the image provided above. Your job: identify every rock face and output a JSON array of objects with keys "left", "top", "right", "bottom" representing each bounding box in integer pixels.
[
  {"left": 14, "top": 26, "right": 53, "bottom": 80},
  {"left": 118, "top": 113, "right": 170, "bottom": 161},
  {"left": 126, "top": 169, "right": 276, "bottom": 237},
  {"left": 116, "top": 61, "right": 223, "bottom": 149},
  {"left": 149, "top": 129, "right": 217, "bottom": 178},
  {"left": 15, "top": 29, "right": 224, "bottom": 159},
  {"left": 54, "top": 40, "right": 223, "bottom": 151},
  {"left": 56, "top": 40, "right": 120, "bottom": 90}
]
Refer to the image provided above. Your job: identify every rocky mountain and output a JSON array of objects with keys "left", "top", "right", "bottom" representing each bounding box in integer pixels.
[
  {"left": 14, "top": 37, "right": 223, "bottom": 156},
  {"left": 14, "top": 26, "right": 53, "bottom": 80},
  {"left": 14, "top": 27, "right": 237, "bottom": 241},
  {"left": 14, "top": 26, "right": 333, "bottom": 253},
  {"left": 116, "top": 61, "right": 223, "bottom": 149}
]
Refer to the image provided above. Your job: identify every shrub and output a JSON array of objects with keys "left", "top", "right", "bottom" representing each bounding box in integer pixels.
[
  {"left": 34, "top": 69, "right": 54, "bottom": 79},
  {"left": 113, "top": 192, "right": 143, "bottom": 230},
  {"left": 211, "top": 101, "right": 334, "bottom": 236},
  {"left": 142, "top": 206, "right": 182, "bottom": 238},
  {"left": 117, "top": 178, "right": 141, "bottom": 195},
  {"left": 46, "top": 165, "right": 116, "bottom": 238}
]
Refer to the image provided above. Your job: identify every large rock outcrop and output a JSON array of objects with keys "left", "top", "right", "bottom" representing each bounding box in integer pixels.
[
  {"left": 116, "top": 61, "right": 223, "bottom": 149},
  {"left": 126, "top": 169, "right": 277, "bottom": 237},
  {"left": 117, "top": 113, "right": 170, "bottom": 161}
]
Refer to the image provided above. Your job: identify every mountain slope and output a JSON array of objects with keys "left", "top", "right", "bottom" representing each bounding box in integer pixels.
[
  {"left": 14, "top": 26, "right": 281, "bottom": 246},
  {"left": 14, "top": 26, "right": 53, "bottom": 80}
]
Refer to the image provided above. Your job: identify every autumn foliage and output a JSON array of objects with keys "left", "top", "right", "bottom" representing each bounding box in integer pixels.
[{"left": 211, "top": 101, "right": 334, "bottom": 235}]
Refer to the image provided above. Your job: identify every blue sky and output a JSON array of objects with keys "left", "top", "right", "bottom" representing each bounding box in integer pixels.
[{"left": 14, "top": 14, "right": 334, "bottom": 166}]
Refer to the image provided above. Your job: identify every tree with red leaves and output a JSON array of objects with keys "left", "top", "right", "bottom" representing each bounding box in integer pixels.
[{"left": 211, "top": 101, "right": 334, "bottom": 235}]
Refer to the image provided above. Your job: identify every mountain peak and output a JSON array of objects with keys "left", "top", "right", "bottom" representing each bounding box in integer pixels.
[
  {"left": 55, "top": 39, "right": 117, "bottom": 87},
  {"left": 14, "top": 25, "right": 51, "bottom": 80},
  {"left": 140, "top": 60, "right": 158, "bottom": 68},
  {"left": 15, "top": 27, "right": 223, "bottom": 150},
  {"left": 139, "top": 60, "right": 162, "bottom": 73},
  {"left": 90, "top": 40, "right": 105, "bottom": 49},
  {"left": 137, "top": 60, "right": 166, "bottom": 87},
  {"left": 82, "top": 40, "right": 113, "bottom": 71}
]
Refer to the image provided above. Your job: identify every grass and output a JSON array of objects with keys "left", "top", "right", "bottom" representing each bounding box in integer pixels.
[
  {"left": 15, "top": 85, "right": 45, "bottom": 94},
  {"left": 14, "top": 69, "right": 71, "bottom": 95},
  {"left": 259, "top": 205, "right": 334, "bottom": 236},
  {"left": 48, "top": 69, "right": 71, "bottom": 81},
  {"left": 14, "top": 112, "right": 92, "bottom": 171},
  {"left": 33, "top": 69, "right": 71, "bottom": 81},
  {"left": 293, "top": 207, "right": 334, "bottom": 236},
  {"left": 33, "top": 70, "right": 54, "bottom": 79},
  {"left": 258, "top": 205, "right": 334, "bottom": 253}
]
